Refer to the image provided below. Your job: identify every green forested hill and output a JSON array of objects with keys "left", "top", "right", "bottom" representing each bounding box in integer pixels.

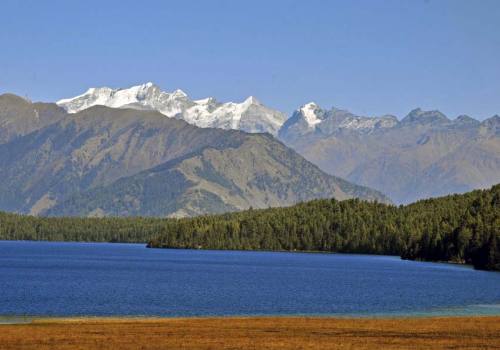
[{"left": 0, "top": 185, "right": 498, "bottom": 271}]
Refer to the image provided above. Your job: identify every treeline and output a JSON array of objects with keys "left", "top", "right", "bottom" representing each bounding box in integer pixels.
[
  {"left": 147, "top": 185, "right": 500, "bottom": 271},
  {"left": 0, "top": 214, "right": 166, "bottom": 243},
  {"left": 0, "top": 185, "right": 499, "bottom": 271}
]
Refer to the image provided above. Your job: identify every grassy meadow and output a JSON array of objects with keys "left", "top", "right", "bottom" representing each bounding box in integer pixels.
[{"left": 0, "top": 316, "right": 499, "bottom": 350}]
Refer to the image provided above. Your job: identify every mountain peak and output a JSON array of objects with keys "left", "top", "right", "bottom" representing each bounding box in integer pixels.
[
  {"left": 194, "top": 97, "right": 218, "bottom": 105},
  {"left": 243, "top": 96, "right": 261, "bottom": 106},
  {"left": 301, "top": 102, "right": 319, "bottom": 109},
  {"left": 481, "top": 115, "right": 500, "bottom": 129},
  {"left": 299, "top": 102, "right": 323, "bottom": 127},
  {"left": 171, "top": 89, "right": 188, "bottom": 98},
  {"left": 127, "top": 82, "right": 156, "bottom": 91},
  {"left": 56, "top": 83, "right": 284, "bottom": 135},
  {"left": 402, "top": 108, "right": 449, "bottom": 124},
  {"left": 455, "top": 115, "right": 479, "bottom": 125},
  {"left": 0, "top": 93, "right": 33, "bottom": 105}
]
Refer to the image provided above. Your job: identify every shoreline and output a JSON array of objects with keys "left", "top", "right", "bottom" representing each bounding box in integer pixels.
[
  {"left": 3, "top": 301, "right": 500, "bottom": 321},
  {"left": 1, "top": 312, "right": 499, "bottom": 322},
  {"left": 1, "top": 316, "right": 498, "bottom": 349},
  {"left": 2, "top": 305, "right": 500, "bottom": 322},
  {"left": 1, "top": 239, "right": 486, "bottom": 271}
]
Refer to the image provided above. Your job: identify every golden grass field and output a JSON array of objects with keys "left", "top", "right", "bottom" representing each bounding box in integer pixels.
[{"left": 1, "top": 316, "right": 499, "bottom": 350}]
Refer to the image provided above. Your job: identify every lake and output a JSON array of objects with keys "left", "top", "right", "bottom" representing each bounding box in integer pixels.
[{"left": 0, "top": 241, "right": 499, "bottom": 317}]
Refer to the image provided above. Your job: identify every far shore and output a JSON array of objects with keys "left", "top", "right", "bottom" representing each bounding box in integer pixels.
[
  {"left": 1, "top": 316, "right": 499, "bottom": 349},
  {"left": 1, "top": 239, "right": 483, "bottom": 272}
]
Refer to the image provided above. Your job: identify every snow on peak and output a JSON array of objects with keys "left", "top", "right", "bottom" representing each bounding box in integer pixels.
[
  {"left": 57, "top": 83, "right": 162, "bottom": 113},
  {"left": 172, "top": 89, "right": 187, "bottom": 98},
  {"left": 182, "top": 95, "right": 284, "bottom": 133},
  {"left": 299, "top": 102, "right": 322, "bottom": 127},
  {"left": 280, "top": 103, "right": 401, "bottom": 138},
  {"left": 194, "top": 97, "right": 218, "bottom": 105},
  {"left": 303, "top": 102, "right": 319, "bottom": 109},
  {"left": 337, "top": 115, "right": 398, "bottom": 130},
  {"left": 57, "top": 83, "right": 285, "bottom": 135},
  {"left": 243, "top": 96, "right": 261, "bottom": 106}
]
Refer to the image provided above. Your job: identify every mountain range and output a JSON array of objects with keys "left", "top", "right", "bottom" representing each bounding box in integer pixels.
[
  {"left": 279, "top": 104, "right": 500, "bottom": 203},
  {"left": 57, "top": 82, "right": 286, "bottom": 136},
  {"left": 55, "top": 83, "right": 500, "bottom": 204},
  {"left": 0, "top": 93, "right": 387, "bottom": 217}
]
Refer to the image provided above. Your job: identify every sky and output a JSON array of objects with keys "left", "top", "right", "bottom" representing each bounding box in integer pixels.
[{"left": 0, "top": 0, "right": 499, "bottom": 120}]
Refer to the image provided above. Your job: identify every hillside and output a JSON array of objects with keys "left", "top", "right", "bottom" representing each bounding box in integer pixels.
[
  {"left": 48, "top": 133, "right": 385, "bottom": 217},
  {"left": 0, "top": 94, "right": 387, "bottom": 216},
  {"left": 0, "top": 94, "right": 67, "bottom": 144},
  {"left": 146, "top": 184, "right": 500, "bottom": 271}
]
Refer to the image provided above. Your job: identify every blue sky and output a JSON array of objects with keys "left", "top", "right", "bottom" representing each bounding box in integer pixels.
[{"left": 1, "top": 0, "right": 499, "bottom": 119}]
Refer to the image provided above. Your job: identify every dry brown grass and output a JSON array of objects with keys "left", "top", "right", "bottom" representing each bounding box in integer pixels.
[{"left": 0, "top": 316, "right": 499, "bottom": 350}]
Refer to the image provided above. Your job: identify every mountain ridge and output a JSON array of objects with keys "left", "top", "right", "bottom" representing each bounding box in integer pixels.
[
  {"left": 56, "top": 83, "right": 286, "bottom": 135},
  {"left": 0, "top": 94, "right": 389, "bottom": 217},
  {"left": 279, "top": 103, "right": 500, "bottom": 203},
  {"left": 4, "top": 87, "right": 500, "bottom": 206}
]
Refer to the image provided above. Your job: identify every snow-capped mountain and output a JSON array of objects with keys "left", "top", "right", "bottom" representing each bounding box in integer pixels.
[
  {"left": 279, "top": 102, "right": 398, "bottom": 140},
  {"left": 57, "top": 83, "right": 286, "bottom": 135},
  {"left": 297, "top": 102, "right": 327, "bottom": 128}
]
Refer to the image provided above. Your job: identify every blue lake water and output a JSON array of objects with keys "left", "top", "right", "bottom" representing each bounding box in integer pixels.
[{"left": 0, "top": 241, "right": 499, "bottom": 317}]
